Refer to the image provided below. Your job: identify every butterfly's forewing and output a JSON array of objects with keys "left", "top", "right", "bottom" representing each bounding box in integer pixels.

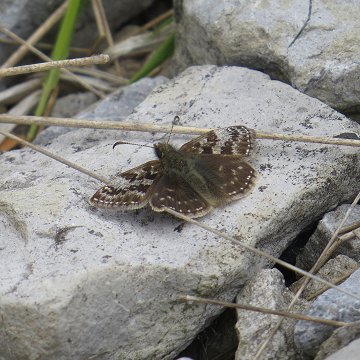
[
  {"left": 90, "top": 160, "right": 161, "bottom": 210},
  {"left": 149, "top": 175, "right": 212, "bottom": 218},
  {"left": 193, "top": 154, "right": 258, "bottom": 205},
  {"left": 180, "top": 126, "right": 255, "bottom": 156}
]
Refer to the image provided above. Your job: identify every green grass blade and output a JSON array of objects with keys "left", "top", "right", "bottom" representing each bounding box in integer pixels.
[{"left": 27, "top": 0, "right": 84, "bottom": 141}]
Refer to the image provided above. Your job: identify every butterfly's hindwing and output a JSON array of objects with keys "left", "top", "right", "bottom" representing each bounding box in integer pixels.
[
  {"left": 192, "top": 154, "right": 258, "bottom": 205},
  {"left": 90, "top": 160, "right": 161, "bottom": 210},
  {"left": 149, "top": 175, "right": 212, "bottom": 218},
  {"left": 180, "top": 126, "right": 255, "bottom": 156}
]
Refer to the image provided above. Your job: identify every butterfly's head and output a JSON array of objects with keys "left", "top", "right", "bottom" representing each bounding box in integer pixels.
[{"left": 154, "top": 142, "right": 174, "bottom": 159}]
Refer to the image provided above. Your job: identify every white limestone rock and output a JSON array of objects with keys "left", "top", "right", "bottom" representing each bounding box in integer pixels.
[
  {"left": 174, "top": 0, "right": 360, "bottom": 111},
  {"left": 1, "top": 66, "right": 359, "bottom": 359}
]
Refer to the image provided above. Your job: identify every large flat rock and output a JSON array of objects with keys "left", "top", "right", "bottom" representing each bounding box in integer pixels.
[{"left": 1, "top": 66, "right": 359, "bottom": 359}]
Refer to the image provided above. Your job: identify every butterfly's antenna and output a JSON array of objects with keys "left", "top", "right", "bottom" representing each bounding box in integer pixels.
[
  {"left": 166, "top": 124, "right": 174, "bottom": 145},
  {"left": 113, "top": 141, "right": 153, "bottom": 150},
  {"left": 166, "top": 115, "right": 180, "bottom": 144}
]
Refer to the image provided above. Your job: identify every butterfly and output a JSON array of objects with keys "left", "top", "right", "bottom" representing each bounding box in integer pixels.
[{"left": 90, "top": 126, "right": 257, "bottom": 218}]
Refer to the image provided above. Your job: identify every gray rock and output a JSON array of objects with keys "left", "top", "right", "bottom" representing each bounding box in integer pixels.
[
  {"left": 296, "top": 205, "right": 360, "bottom": 271},
  {"left": 322, "top": 339, "right": 360, "bottom": 360},
  {"left": 34, "top": 76, "right": 167, "bottom": 145},
  {"left": 315, "top": 321, "right": 360, "bottom": 360},
  {"left": 174, "top": 0, "right": 360, "bottom": 111},
  {"left": 291, "top": 255, "right": 359, "bottom": 300},
  {"left": 294, "top": 268, "right": 360, "bottom": 357},
  {"left": 1, "top": 65, "right": 360, "bottom": 359},
  {"left": 235, "top": 269, "right": 307, "bottom": 360},
  {"left": 51, "top": 92, "right": 98, "bottom": 119},
  {"left": 0, "top": 0, "right": 155, "bottom": 65}
]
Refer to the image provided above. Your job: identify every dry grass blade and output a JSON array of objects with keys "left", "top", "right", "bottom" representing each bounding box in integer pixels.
[
  {"left": 256, "top": 130, "right": 360, "bottom": 146},
  {"left": 0, "top": 114, "right": 359, "bottom": 147},
  {"left": 0, "top": 55, "right": 110, "bottom": 77},
  {"left": 106, "top": 25, "right": 175, "bottom": 59},
  {"left": 0, "top": 130, "right": 109, "bottom": 184},
  {"left": 179, "top": 295, "right": 349, "bottom": 327},
  {"left": 339, "top": 219, "right": 360, "bottom": 235},
  {"left": 306, "top": 193, "right": 360, "bottom": 277},
  {"left": 0, "top": 79, "right": 42, "bottom": 105},
  {"left": 306, "top": 269, "right": 357, "bottom": 301},
  {"left": 91, "top": 0, "right": 121, "bottom": 73},
  {"left": 131, "top": 9, "right": 174, "bottom": 36},
  {"left": 0, "top": 90, "right": 41, "bottom": 144},
  {"left": 59, "top": 72, "right": 115, "bottom": 92},
  {"left": 0, "top": 26, "right": 106, "bottom": 98},
  {"left": 0, "top": 115, "right": 207, "bottom": 134},
  {"left": 70, "top": 67, "right": 128, "bottom": 85},
  {"left": 253, "top": 190, "right": 360, "bottom": 359},
  {"left": 7, "top": 91, "right": 41, "bottom": 116}
]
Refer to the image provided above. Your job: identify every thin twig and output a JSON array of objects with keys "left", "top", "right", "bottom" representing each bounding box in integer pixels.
[
  {"left": 163, "top": 208, "right": 360, "bottom": 302},
  {"left": 0, "top": 55, "right": 110, "bottom": 77},
  {"left": 69, "top": 67, "right": 128, "bottom": 85},
  {"left": 129, "top": 9, "right": 174, "bottom": 38},
  {"left": 253, "top": 190, "right": 360, "bottom": 359},
  {"left": 180, "top": 295, "right": 348, "bottom": 327},
  {"left": 0, "top": 26, "right": 106, "bottom": 98},
  {"left": 0, "top": 37, "right": 89, "bottom": 54},
  {"left": 0, "top": 114, "right": 206, "bottom": 134},
  {"left": 306, "top": 269, "right": 357, "bottom": 301},
  {"left": 91, "top": 0, "right": 121, "bottom": 73},
  {"left": 339, "top": 220, "right": 360, "bottom": 235},
  {"left": 309, "top": 193, "right": 360, "bottom": 274},
  {"left": 0, "top": 114, "right": 359, "bottom": 147},
  {"left": 255, "top": 130, "right": 360, "bottom": 147},
  {"left": 338, "top": 230, "right": 359, "bottom": 242},
  {"left": 0, "top": 130, "right": 109, "bottom": 184},
  {"left": 137, "top": 9, "right": 174, "bottom": 34}
]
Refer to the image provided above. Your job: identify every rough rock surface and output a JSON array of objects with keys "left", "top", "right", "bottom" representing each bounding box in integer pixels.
[
  {"left": 1, "top": 65, "right": 360, "bottom": 359},
  {"left": 322, "top": 339, "right": 360, "bottom": 360},
  {"left": 295, "top": 268, "right": 360, "bottom": 357},
  {"left": 296, "top": 205, "right": 360, "bottom": 270},
  {"left": 174, "top": 0, "right": 360, "bottom": 111},
  {"left": 291, "top": 255, "right": 359, "bottom": 300},
  {"left": 51, "top": 92, "right": 98, "bottom": 119},
  {"left": 235, "top": 269, "right": 307, "bottom": 360},
  {"left": 315, "top": 321, "right": 360, "bottom": 360}
]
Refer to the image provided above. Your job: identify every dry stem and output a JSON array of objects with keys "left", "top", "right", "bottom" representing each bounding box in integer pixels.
[
  {"left": 253, "top": 190, "right": 360, "bottom": 359},
  {"left": 0, "top": 130, "right": 109, "bottom": 184},
  {"left": 163, "top": 208, "right": 360, "bottom": 302},
  {"left": 0, "top": 114, "right": 359, "bottom": 148},
  {"left": 180, "top": 295, "right": 348, "bottom": 327},
  {"left": 0, "top": 55, "right": 109, "bottom": 77},
  {"left": 0, "top": 26, "right": 106, "bottom": 98}
]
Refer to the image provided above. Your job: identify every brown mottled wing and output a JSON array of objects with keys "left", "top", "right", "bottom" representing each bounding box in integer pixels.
[
  {"left": 194, "top": 154, "right": 257, "bottom": 205},
  {"left": 180, "top": 126, "right": 255, "bottom": 156},
  {"left": 90, "top": 160, "right": 161, "bottom": 210},
  {"left": 149, "top": 175, "right": 212, "bottom": 218}
]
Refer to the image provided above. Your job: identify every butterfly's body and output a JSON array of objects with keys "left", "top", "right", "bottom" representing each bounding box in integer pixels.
[
  {"left": 155, "top": 143, "right": 216, "bottom": 204},
  {"left": 91, "top": 126, "right": 257, "bottom": 218}
]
